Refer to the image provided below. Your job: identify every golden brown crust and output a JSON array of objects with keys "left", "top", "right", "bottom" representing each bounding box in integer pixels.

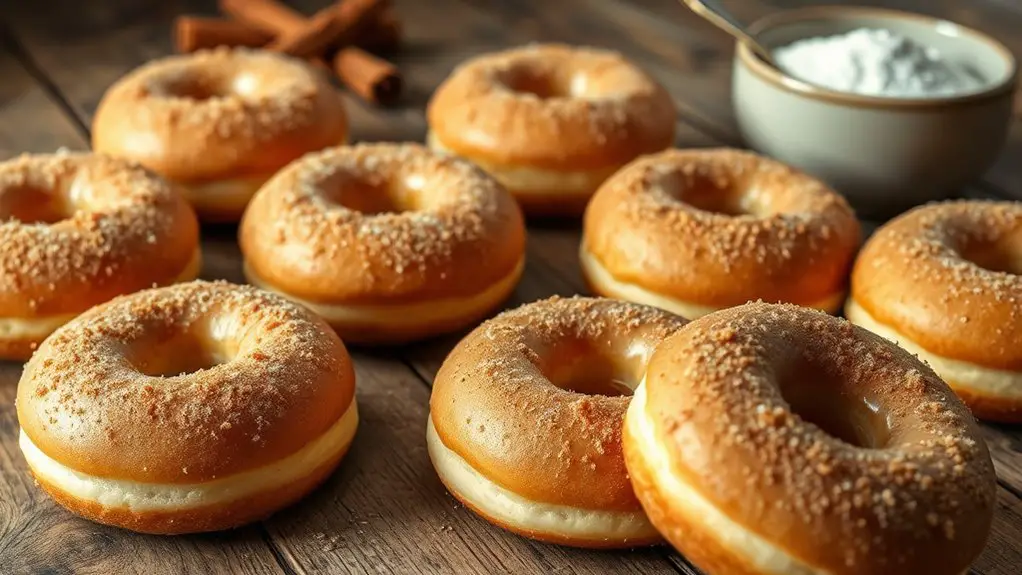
[
  {"left": 239, "top": 143, "right": 526, "bottom": 305},
  {"left": 29, "top": 443, "right": 349, "bottom": 534},
  {"left": 632, "top": 302, "right": 995, "bottom": 574},
  {"left": 0, "top": 152, "right": 199, "bottom": 328},
  {"left": 430, "top": 296, "right": 687, "bottom": 512},
  {"left": 427, "top": 44, "right": 676, "bottom": 171},
  {"left": 582, "top": 148, "right": 861, "bottom": 309},
  {"left": 850, "top": 200, "right": 1022, "bottom": 369},
  {"left": 17, "top": 280, "right": 355, "bottom": 484},
  {"left": 947, "top": 382, "right": 1022, "bottom": 423},
  {"left": 93, "top": 47, "right": 347, "bottom": 183},
  {"left": 0, "top": 337, "right": 41, "bottom": 362}
]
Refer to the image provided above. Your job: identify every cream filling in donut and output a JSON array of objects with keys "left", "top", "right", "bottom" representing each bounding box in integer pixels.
[
  {"left": 426, "top": 415, "right": 658, "bottom": 542},
  {"left": 19, "top": 399, "right": 358, "bottom": 512},
  {"left": 427, "top": 132, "right": 615, "bottom": 197},
  {"left": 580, "top": 246, "right": 845, "bottom": 319},
  {"left": 627, "top": 382, "right": 822, "bottom": 575},
  {"left": 846, "top": 298, "right": 1022, "bottom": 399},
  {"left": 244, "top": 257, "right": 524, "bottom": 329},
  {"left": 0, "top": 248, "right": 202, "bottom": 342}
]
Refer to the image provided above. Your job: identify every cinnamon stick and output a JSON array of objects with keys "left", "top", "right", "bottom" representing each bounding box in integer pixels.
[
  {"left": 218, "top": 0, "right": 309, "bottom": 35},
  {"left": 218, "top": 0, "right": 403, "bottom": 105},
  {"left": 173, "top": 16, "right": 400, "bottom": 54},
  {"left": 267, "top": 0, "right": 389, "bottom": 58},
  {"left": 174, "top": 16, "right": 272, "bottom": 52},
  {"left": 333, "top": 48, "right": 402, "bottom": 105}
]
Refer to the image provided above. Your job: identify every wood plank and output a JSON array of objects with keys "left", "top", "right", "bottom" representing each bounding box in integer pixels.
[
  {"left": 976, "top": 488, "right": 1022, "bottom": 575},
  {"left": 0, "top": 43, "right": 86, "bottom": 156},
  {"left": 0, "top": 43, "right": 287, "bottom": 575},
  {"left": 3, "top": 0, "right": 1020, "bottom": 573},
  {"left": 0, "top": 1, "right": 683, "bottom": 572}
]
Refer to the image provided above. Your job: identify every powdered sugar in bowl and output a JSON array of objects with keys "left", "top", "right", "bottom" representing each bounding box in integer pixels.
[{"left": 732, "top": 7, "right": 1017, "bottom": 217}]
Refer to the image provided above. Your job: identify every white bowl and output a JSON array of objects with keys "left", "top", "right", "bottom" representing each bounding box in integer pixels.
[{"left": 733, "top": 6, "right": 1017, "bottom": 217}]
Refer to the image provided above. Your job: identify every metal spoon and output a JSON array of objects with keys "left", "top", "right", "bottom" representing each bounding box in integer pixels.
[{"left": 678, "top": 0, "right": 779, "bottom": 68}]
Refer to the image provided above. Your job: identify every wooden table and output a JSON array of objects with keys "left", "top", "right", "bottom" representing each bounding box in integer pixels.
[{"left": 1, "top": 1, "right": 1020, "bottom": 573}]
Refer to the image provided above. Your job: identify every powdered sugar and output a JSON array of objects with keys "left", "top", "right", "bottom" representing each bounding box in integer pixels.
[{"left": 774, "top": 28, "right": 986, "bottom": 98}]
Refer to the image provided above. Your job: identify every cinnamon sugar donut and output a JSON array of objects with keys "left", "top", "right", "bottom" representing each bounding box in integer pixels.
[
  {"left": 582, "top": 148, "right": 861, "bottom": 318},
  {"left": 93, "top": 47, "right": 348, "bottom": 221},
  {"left": 17, "top": 281, "right": 358, "bottom": 534},
  {"left": 624, "top": 302, "right": 996, "bottom": 575},
  {"left": 427, "top": 296, "right": 688, "bottom": 547},
  {"left": 0, "top": 152, "right": 200, "bottom": 360},
  {"left": 240, "top": 143, "right": 526, "bottom": 344},
  {"left": 847, "top": 200, "right": 1022, "bottom": 422},
  {"left": 427, "top": 44, "right": 676, "bottom": 215}
]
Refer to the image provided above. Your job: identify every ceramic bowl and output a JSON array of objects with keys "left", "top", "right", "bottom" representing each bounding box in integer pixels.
[{"left": 732, "top": 6, "right": 1017, "bottom": 217}]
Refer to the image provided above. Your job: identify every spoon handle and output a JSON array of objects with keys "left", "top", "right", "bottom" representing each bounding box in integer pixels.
[{"left": 678, "top": 0, "right": 778, "bottom": 66}]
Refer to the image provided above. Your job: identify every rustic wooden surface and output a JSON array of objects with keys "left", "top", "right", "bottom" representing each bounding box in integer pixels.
[{"left": 0, "top": 0, "right": 1020, "bottom": 573}]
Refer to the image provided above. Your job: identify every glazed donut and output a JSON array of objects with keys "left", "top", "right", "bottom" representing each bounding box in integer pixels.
[
  {"left": 427, "top": 43, "right": 676, "bottom": 215},
  {"left": 93, "top": 47, "right": 348, "bottom": 221},
  {"left": 16, "top": 280, "right": 358, "bottom": 534},
  {"left": 624, "top": 302, "right": 996, "bottom": 575},
  {"left": 0, "top": 152, "right": 200, "bottom": 360},
  {"left": 847, "top": 200, "right": 1022, "bottom": 422},
  {"left": 581, "top": 148, "right": 861, "bottom": 319},
  {"left": 427, "top": 296, "right": 688, "bottom": 547},
  {"left": 240, "top": 142, "right": 526, "bottom": 344}
]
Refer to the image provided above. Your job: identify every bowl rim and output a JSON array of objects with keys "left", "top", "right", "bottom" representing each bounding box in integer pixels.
[{"left": 737, "top": 5, "right": 1019, "bottom": 108}]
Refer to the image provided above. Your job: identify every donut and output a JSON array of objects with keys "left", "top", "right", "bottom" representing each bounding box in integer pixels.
[
  {"left": 427, "top": 296, "right": 688, "bottom": 547},
  {"left": 240, "top": 142, "right": 526, "bottom": 344},
  {"left": 624, "top": 302, "right": 996, "bottom": 575},
  {"left": 847, "top": 200, "right": 1022, "bottom": 422},
  {"left": 426, "top": 43, "right": 676, "bottom": 216},
  {"left": 16, "top": 280, "right": 358, "bottom": 534},
  {"left": 581, "top": 148, "right": 861, "bottom": 319},
  {"left": 92, "top": 47, "right": 348, "bottom": 222},
  {"left": 0, "top": 152, "right": 201, "bottom": 360}
]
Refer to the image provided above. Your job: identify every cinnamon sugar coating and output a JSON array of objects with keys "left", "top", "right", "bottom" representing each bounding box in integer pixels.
[
  {"left": 93, "top": 47, "right": 348, "bottom": 182},
  {"left": 851, "top": 200, "right": 1022, "bottom": 369},
  {"left": 0, "top": 152, "right": 199, "bottom": 318},
  {"left": 427, "top": 43, "right": 676, "bottom": 170},
  {"left": 17, "top": 280, "right": 354, "bottom": 484},
  {"left": 637, "top": 302, "right": 995, "bottom": 574},
  {"left": 430, "top": 296, "right": 687, "bottom": 511},
  {"left": 240, "top": 142, "right": 525, "bottom": 305},
  {"left": 583, "top": 148, "right": 861, "bottom": 309}
]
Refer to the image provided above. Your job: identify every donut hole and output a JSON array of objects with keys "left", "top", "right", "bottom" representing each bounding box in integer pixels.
[
  {"left": 669, "top": 173, "right": 763, "bottom": 217},
  {"left": 542, "top": 338, "right": 640, "bottom": 397},
  {"left": 960, "top": 236, "right": 1022, "bottom": 275},
  {"left": 131, "top": 328, "right": 234, "bottom": 378},
  {"left": 159, "top": 73, "right": 230, "bottom": 101},
  {"left": 498, "top": 66, "right": 571, "bottom": 99},
  {"left": 0, "top": 184, "right": 70, "bottom": 224},
  {"left": 319, "top": 173, "right": 421, "bottom": 215},
  {"left": 776, "top": 360, "right": 892, "bottom": 449}
]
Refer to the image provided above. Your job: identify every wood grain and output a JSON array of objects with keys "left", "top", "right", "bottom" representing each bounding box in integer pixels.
[
  {"left": 0, "top": 0, "right": 683, "bottom": 573},
  {"left": 0, "top": 47, "right": 86, "bottom": 157},
  {"left": 0, "top": 40, "right": 289, "bottom": 575},
  {"left": 0, "top": 0, "right": 1021, "bottom": 574}
]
